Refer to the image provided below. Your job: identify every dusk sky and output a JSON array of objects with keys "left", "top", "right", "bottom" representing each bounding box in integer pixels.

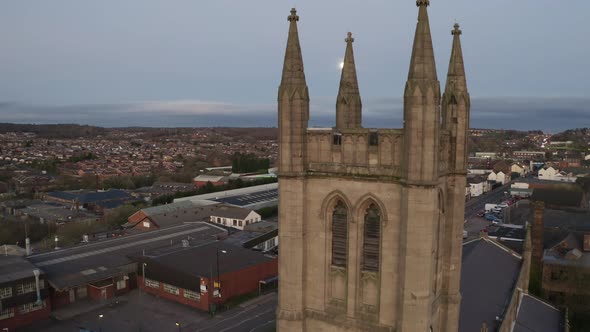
[{"left": 0, "top": 0, "right": 589, "bottom": 131}]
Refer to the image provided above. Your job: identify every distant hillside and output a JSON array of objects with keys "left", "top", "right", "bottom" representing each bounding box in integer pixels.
[
  {"left": 551, "top": 128, "right": 590, "bottom": 149},
  {"left": 0, "top": 123, "right": 107, "bottom": 138}
]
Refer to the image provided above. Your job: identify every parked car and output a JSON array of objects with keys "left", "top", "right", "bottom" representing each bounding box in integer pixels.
[
  {"left": 463, "top": 230, "right": 468, "bottom": 239},
  {"left": 477, "top": 211, "right": 485, "bottom": 217},
  {"left": 498, "top": 203, "right": 509, "bottom": 208},
  {"left": 492, "top": 207, "right": 503, "bottom": 214},
  {"left": 485, "top": 214, "right": 497, "bottom": 221},
  {"left": 491, "top": 219, "right": 503, "bottom": 225}
]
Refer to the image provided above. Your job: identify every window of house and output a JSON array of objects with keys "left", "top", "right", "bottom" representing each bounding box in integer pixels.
[
  {"left": 0, "top": 307, "right": 14, "bottom": 320},
  {"left": 239, "top": 220, "right": 243, "bottom": 227},
  {"left": 362, "top": 204, "right": 381, "bottom": 272},
  {"left": 233, "top": 219, "right": 237, "bottom": 226},
  {"left": 16, "top": 282, "right": 36, "bottom": 295},
  {"left": 163, "top": 283, "right": 180, "bottom": 295},
  {"left": 0, "top": 287, "right": 12, "bottom": 299},
  {"left": 144, "top": 278, "right": 160, "bottom": 289},
  {"left": 19, "top": 301, "right": 44, "bottom": 314},
  {"left": 331, "top": 201, "right": 348, "bottom": 267},
  {"left": 369, "top": 132, "right": 379, "bottom": 146},
  {"left": 333, "top": 133, "right": 342, "bottom": 146},
  {"left": 217, "top": 217, "right": 221, "bottom": 223},
  {"left": 143, "top": 221, "right": 151, "bottom": 228},
  {"left": 183, "top": 289, "right": 200, "bottom": 301}
]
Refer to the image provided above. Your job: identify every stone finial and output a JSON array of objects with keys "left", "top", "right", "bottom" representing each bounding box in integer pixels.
[
  {"left": 480, "top": 323, "right": 489, "bottom": 332},
  {"left": 345, "top": 32, "right": 354, "bottom": 43},
  {"left": 452, "top": 23, "right": 462, "bottom": 36},
  {"left": 416, "top": 0, "right": 430, "bottom": 6},
  {"left": 288, "top": 8, "right": 299, "bottom": 22}
]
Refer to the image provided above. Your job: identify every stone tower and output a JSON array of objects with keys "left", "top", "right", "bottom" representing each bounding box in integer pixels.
[{"left": 277, "top": 2, "right": 470, "bottom": 331}]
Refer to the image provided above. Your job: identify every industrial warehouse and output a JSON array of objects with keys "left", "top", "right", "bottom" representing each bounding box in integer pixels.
[{"left": 0, "top": 183, "right": 279, "bottom": 331}]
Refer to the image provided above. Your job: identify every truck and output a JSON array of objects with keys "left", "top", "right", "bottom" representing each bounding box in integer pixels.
[{"left": 484, "top": 203, "right": 498, "bottom": 212}]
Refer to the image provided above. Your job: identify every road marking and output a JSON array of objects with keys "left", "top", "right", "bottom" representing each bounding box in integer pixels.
[{"left": 219, "top": 308, "right": 275, "bottom": 332}]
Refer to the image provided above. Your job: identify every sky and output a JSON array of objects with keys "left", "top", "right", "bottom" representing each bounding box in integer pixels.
[{"left": 0, "top": 0, "right": 589, "bottom": 131}]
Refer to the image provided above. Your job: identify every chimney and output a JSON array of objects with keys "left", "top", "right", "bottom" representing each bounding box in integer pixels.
[
  {"left": 531, "top": 201, "right": 545, "bottom": 265},
  {"left": 25, "top": 237, "right": 31, "bottom": 256},
  {"left": 33, "top": 269, "right": 42, "bottom": 305}
]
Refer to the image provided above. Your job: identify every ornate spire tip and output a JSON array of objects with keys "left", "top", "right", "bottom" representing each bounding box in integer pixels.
[
  {"left": 345, "top": 32, "right": 354, "bottom": 43},
  {"left": 288, "top": 8, "right": 299, "bottom": 22},
  {"left": 452, "top": 23, "right": 462, "bottom": 35},
  {"left": 416, "top": 0, "right": 430, "bottom": 6}
]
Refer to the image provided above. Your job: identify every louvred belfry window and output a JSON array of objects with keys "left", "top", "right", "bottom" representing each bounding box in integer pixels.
[
  {"left": 362, "top": 204, "right": 380, "bottom": 272},
  {"left": 331, "top": 201, "right": 348, "bottom": 267}
]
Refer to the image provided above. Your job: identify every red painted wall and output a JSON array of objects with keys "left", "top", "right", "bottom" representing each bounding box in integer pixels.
[
  {"left": 0, "top": 299, "right": 51, "bottom": 331},
  {"left": 88, "top": 284, "right": 115, "bottom": 301},
  {"left": 51, "top": 289, "right": 71, "bottom": 309},
  {"left": 137, "top": 258, "right": 278, "bottom": 312},
  {"left": 194, "top": 181, "right": 225, "bottom": 188}
]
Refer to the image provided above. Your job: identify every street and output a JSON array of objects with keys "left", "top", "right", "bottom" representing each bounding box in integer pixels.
[{"left": 463, "top": 183, "right": 511, "bottom": 241}]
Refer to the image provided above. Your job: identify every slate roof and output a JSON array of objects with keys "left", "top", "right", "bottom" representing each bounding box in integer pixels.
[
  {"left": 0, "top": 255, "right": 44, "bottom": 285},
  {"left": 26, "top": 223, "right": 225, "bottom": 290},
  {"left": 531, "top": 187, "right": 583, "bottom": 207},
  {"left": 130, "top": 241, "right": 276, "bottom": 291},
  {"left": 209, "top": 204, "right": 255, "bottom": 220},
  {"left": 459, "top": 238, "right": 522, "bottom": 332},
  {"left": 46, "top": 189, "right": 133, "bottom": 204},
  {"left": 513, "top": 294, "right": 565, "bottom": 332}
]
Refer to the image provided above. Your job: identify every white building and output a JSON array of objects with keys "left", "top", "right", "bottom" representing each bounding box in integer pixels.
[
  {"left": 209, "top": 205, "right": 261, "bottom": 230},
  {"left": 487, "top": 171, "right": 510, "bottom": 185}
]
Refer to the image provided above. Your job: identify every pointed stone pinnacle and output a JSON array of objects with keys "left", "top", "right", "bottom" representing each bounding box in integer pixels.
[
  {"left": 345, "top": 32, "right": 354, "bottom": 43},
  {"left": 416, "top": 0, "right": 430, "bottom": 6},
  {"left": 407, "top": 0, "right": 437, "bottom": 81},
  {"left": 288, "top": 8, "right": 299, "bottom": 22},
  {"left": 452, "top": 23, "right": 462, "bottom": 36}
]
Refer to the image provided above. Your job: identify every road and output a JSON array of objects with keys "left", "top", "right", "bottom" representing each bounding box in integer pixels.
[
  {"left": 17, "top": 290, "right": 277, "bottom": 332},
  {"left": 463, "top": 183, "right": 511, "bottom": 241}
]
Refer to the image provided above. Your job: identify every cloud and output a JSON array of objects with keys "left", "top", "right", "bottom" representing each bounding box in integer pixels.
[{"left": 0, "top": 97, "right": 588, "bottom": 132}]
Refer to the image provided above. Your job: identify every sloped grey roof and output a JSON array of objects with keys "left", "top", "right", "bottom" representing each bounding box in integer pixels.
[
  {"left": 26, "top": 223, "right": 225, "bottom": 290},
  {"left": 0, "top": 255, "right": 44, "bottom": 284},
  {"left": 459, "top": 239, "right": 522, "bottom": 332},
  {"left": 513, "top": 294, "right": 565, "bottom": 332}
]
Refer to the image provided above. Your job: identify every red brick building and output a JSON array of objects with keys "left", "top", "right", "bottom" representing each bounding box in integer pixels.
[
  {"left": 193, "top": 175, "right": 228, "bottom": 188},
  {"left": 133, "top": 241, "right": 277, "bottom": 312},
  {"left": 0, "top": 256, "right": 51, "bottom": 331}
]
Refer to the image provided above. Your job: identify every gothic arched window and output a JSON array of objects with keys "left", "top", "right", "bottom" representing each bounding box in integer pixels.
[
  {"left": 362, "top": 204, "right": 381, "bottom": 272},
  {"left": 331, "top": 201, "right": 348, "bottom": 267}
]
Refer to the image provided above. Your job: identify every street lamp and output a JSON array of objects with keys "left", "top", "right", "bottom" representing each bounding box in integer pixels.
[
  {"left": 175, "top": 321, "right": 181, "bottom": 332},
  {"left": 215, "top": 249, "right": 227, "bottom": 299},
  {"left": 98, "top": 314, "right": 104, "bottom": 332}
]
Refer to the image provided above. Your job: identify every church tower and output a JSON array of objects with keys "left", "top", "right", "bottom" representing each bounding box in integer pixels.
[{"left": 277, "top": 2, "right": 469, "bottom": 331}]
